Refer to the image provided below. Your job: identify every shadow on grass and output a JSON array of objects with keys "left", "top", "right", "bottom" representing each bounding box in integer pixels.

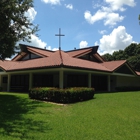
[{"left": 0, "top": 94, "right": 52, "bottom": 139}]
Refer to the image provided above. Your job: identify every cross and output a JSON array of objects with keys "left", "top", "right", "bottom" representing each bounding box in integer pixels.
[{"left": 55, "top": 28, "right": 65, "bottom": 50}]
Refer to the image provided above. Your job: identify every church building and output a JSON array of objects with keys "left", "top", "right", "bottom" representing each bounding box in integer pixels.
[{"left": 0, "top": 44, "right": 140, "bottom": 92}]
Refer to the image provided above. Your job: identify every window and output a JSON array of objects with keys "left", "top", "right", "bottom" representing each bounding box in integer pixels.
[
  {"left": 33, "top": 74, "right": 53, "bottom": 87},
  {"left": 67, "top": 74, "right": 88, "bottom": 87},
  {"left": 3, "top": 76, "right": 7, "bottom": 83}
]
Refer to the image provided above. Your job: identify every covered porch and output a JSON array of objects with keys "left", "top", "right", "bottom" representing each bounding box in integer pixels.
[{"left": 0, "top": 68, "right": 112, "bottom": 92}]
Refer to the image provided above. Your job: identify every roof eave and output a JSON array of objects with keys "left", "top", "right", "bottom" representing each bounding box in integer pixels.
[{"left": 6, "top": 65, "right": 63, "bottom": 72}]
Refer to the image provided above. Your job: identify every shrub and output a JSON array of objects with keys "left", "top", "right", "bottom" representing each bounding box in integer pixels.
[{"left": 29, "top": 87, "right": 95, "bottom": 104}]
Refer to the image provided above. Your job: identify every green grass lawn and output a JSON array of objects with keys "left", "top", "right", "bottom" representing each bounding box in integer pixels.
[{"left": 0, "top": 91, "right": 140, "bottom": 140}]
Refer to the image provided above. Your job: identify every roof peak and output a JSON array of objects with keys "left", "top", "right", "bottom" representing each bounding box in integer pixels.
[
  {"left": 66, "top": 46, "right": 99, "bottom": 53},
  {"left": 19, "top": 44, "right": 54, "bottom": 53}
]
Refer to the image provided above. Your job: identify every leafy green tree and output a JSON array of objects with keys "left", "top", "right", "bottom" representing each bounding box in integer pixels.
[
  {"left": 135, "top": 44, "right": 140, "bottom": 55},
  {"left": 102, "top": 53, "right": 113, "bottom": 61},
  {"left": 112, "top": 50, "right": 126, "bottom": 60},
  {"left": 0, "top": 0, "right": 38, "bottom": 59},
  {"left": 124, "top": 43, "right": 137, "bottom": 57},
  {"left": 127, "top": 55, "right": 140, "bottom": 72},
  {"left": 102, "top": 43, "right": 140, "bottom": 71}
]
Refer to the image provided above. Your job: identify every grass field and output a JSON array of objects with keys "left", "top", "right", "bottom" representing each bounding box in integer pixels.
[{"left": 0, "top": 91, "right": 140, "bottom": 140}]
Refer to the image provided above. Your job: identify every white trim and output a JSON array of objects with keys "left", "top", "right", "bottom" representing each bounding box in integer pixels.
[
  {"left": 114, "top": 63, "right": 136, "bottom": 76},
  {"left": 28, "top": 49, "right": 46, "bottom": 58},
  {"left": 125, "top": 63, "right": 137, "bottom": 75},
  {"left": 6, "top": 68, "right": 62, "bottom": 74},
  {"left": 7, "top": 74, "right": 11, "bottom": 92},
  {"left": 63, "top": 68, "right": 111, "bottom": 75},
  {"left": 75, "top": 50, "right": 92, "bottom": 58},
  {"left": 6, "top": 67, "right": 137, "bottom": 78},
  {"left": 112, "top": 72, "right": 136, "bottom": 77},
  {"left": 0, "top": 72, "right": 7, "bottom": 75},
  {"left": 5, "top": 67, "right": 111, "bottom": 76}
]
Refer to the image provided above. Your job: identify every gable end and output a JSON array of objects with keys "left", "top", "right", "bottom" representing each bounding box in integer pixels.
[
  {"left": 19, "top": 52, "right": 42, "bottom": 61},
  {"left": 114, "top": 64, "right": 135, "bottom": 75}
]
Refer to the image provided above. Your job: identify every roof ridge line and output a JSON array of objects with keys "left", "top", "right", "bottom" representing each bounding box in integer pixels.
[
  {"left": 66, "top": 46, "right": 98, "bottom": 52},
  {"left": 19, "top": 44, "right": 54, "bottom": 52},
  {"left": 27, "top": 47, "right": 48, "bottom": 57},
  {"left": 59, "top": 50, "right": 63, "bottom": 65}
]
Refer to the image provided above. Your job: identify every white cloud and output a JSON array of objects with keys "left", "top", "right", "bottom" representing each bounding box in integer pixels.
[
  {"left": 19, "top": 35, "right": 59, "bottom": 51},
  {"left": 19, "top": 35, "right": 48, "bottom": 49},
  {"left": 5, "top": 58, "right": 11, "bottom": 60},
  {"left": 98, "top": 26, "right": 133, "bottom": 54},
  {"left": 105, "top": 0, "right": 136, "bottom": 11},
  {"left": 84, "top": 0, "right": 136, "bottom": 27},
  {"left": 92, "top": 0, "right": 104, "bottom": 9},
  {"left": 65, "top": 4, "right": 73, "bottom": 10},
  {"left": 52, "top": 48, "right": 59, "bottom": 51},
  {"left": 25, "top": 7, "right": 37, "bottom": 22},
  {"left": 84, "top": 10, "right": 107, "bottom": 24},
  {"left": 84, "top": 7, "right": 124, "bottom": 26},
  {"left": 94, "top": 41, "right": 99, "bottom": 46},
  {"left": 99, "top": 30, "right": 107, "bottom": 35},
  {"left": 79, "top": 41, "right": 88, "bottom": 48},
  {"left": 41, "top": 0, "right": 61, "bottom": 5},
  {"left": 19, "top": 7, "right": 58, "bottom": 51},
  {"left": 93, "top": 3, "right": 101, "bottom": 9},
  {"left": 104, "top": 12, "right": 124, "bottom": 26}
]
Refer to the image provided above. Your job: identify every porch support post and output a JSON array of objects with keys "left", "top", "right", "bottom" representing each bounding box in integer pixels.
[
  {"left": 108, "top": 75, "right": 111, "bottom": 92},
  {"left": 88, "top": 73, "right": 91, "bottom": 88},
  {"left": 7, "top": 74, "right": 11, "bottom": 92},
  {"left": 0, "top": 75, "right": 2, "bottom": 87},
  {"left": 59, "top": 70, "right": 63, "bottom": 89},
  {"left": 29, "top": 73, "right": 33, "bottom": 90}
]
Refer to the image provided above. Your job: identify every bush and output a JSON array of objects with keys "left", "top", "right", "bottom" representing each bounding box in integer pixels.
[{"left": 29, "top": 87, "right": 95, "bottom": 104}]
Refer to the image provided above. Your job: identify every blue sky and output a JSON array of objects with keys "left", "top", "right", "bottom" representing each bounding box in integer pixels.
[{"left": 20, "top": 0, "right": 140, "bottom": 54}]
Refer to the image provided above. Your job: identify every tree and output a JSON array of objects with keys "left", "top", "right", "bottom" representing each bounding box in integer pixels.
[
  {"left": 124, "top": 43, "right": 137, "bottom": 57},
  {"left": 102, "top": 53, "right": 113, "bottom": 61},
  {"left": 0, "top": 0, "right": 38, "bottom": 59},
  {"left": 127, "top": 55, "right": 140, "bottom": 72},
  {"left": 102, "top": 43, "right": 140, "bottom": 72},
  {"left": 112, "top": 50, "right": 126, "bottom": 60}
]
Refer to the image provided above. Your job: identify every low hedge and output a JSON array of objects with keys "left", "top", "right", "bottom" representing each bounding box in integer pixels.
[{"left": 29, "top": 87, "right": 95, "bottom": 103}]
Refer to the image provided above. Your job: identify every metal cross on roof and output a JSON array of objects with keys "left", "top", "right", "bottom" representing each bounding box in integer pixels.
[{"left": 55, "top": 28, "right": 65, "bottom": 50}]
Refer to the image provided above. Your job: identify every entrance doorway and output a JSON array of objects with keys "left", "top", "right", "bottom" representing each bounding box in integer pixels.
[{"left": 91, "top": 75, "right": 108, "bottom": 91}]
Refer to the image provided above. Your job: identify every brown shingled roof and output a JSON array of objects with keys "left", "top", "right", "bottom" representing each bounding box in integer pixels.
[
  {"left": 93, "top": 53, "right": 105, "bottom": 62},
  {"left": 136, "top": 71, "right": 140, "bottom": 76},
  {"left": 102, "top": 60, "right": 126, "bottom": 71},
  {"left": 27, "top": 47, "right": 53, "bottom": 57},
  {"left": 0, "top": 60, "right": 18, "bottom": 71},
  {"left": 3, "top": 51, "right": 62, "bottom": 71},
  {"left": 0, "top": 45, "right": 139, "bottom": 77},
  {"left": 67, "top": 48, "right": 92, "bottom": 57},
  {"left": 12, "top": 44, "right": 54, "bottom": 61},
  {"left": 59, "top": 51, "right": 111, "bottom": 72},
  {"left": 12, "top": 52, "right": 27, "bottom": 61},
  {"left": 1, "top": 50, "right": 110, "bottom": 72}
]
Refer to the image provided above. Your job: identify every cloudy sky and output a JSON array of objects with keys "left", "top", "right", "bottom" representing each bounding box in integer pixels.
[{"left": 20, "top": 0, "right": 140, "bottom": 54}]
